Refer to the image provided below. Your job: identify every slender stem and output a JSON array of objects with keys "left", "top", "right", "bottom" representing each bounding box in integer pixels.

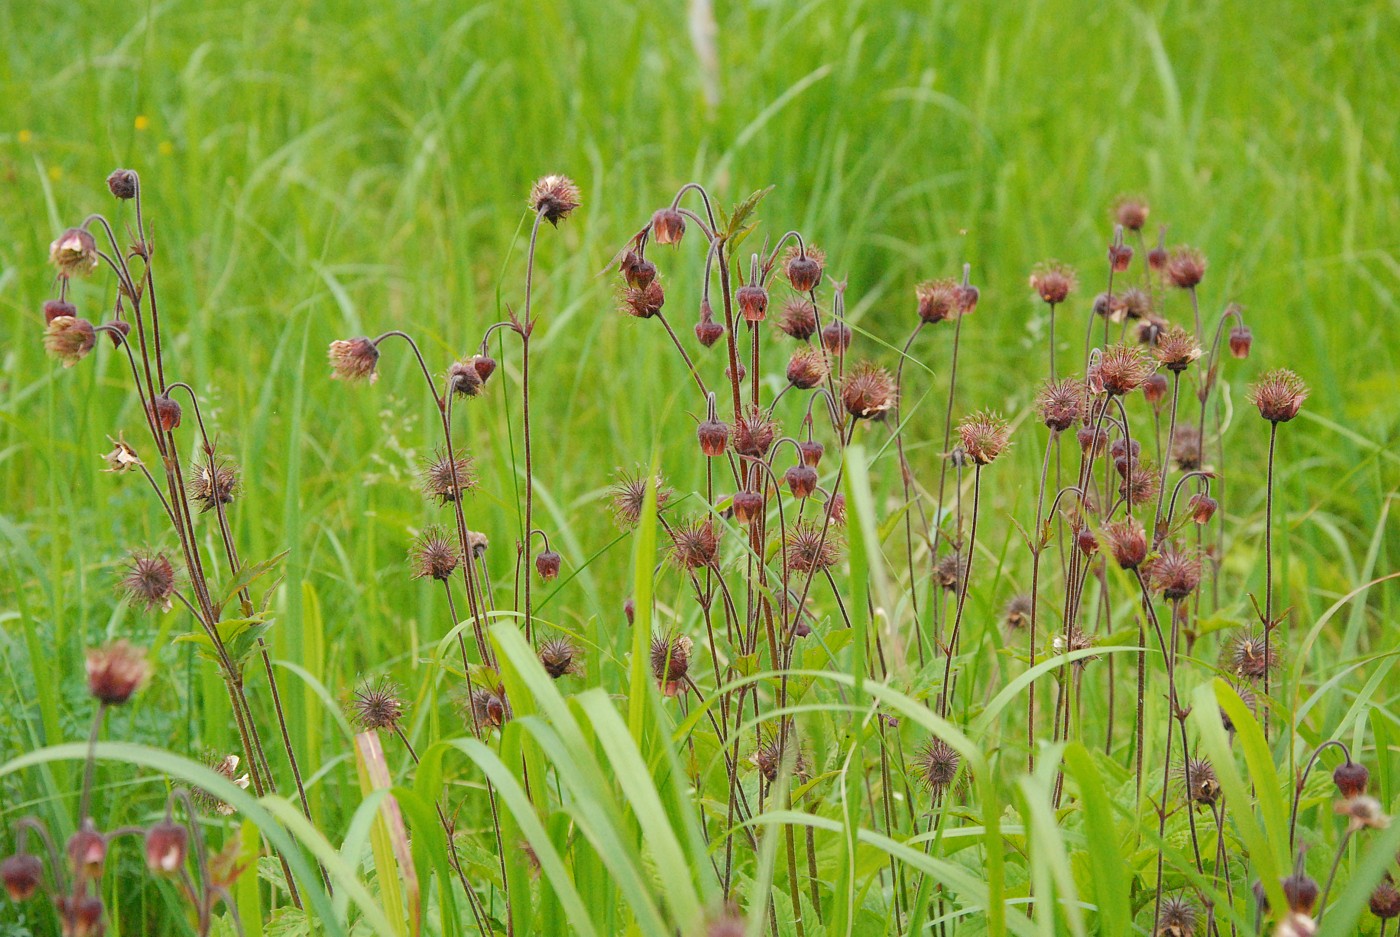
[
  {"left": 1263, "top": 422, "right": 1278, "bottom": 740},
  {"left": 938, "top": 464, "right": 982, "bottom": 718}
]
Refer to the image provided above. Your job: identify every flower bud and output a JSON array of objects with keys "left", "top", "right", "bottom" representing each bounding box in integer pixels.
[
  {"left": 144, "top": 820, "right": 188, "bottom": 874},
  {"left": 535, "top": 550, "right": 562, "bottom": 581},
  {"left": 1334, "top": 760, "right": 1369, "bottom": 798},
  {"left": 107, "top": 169, "right": 138, "bottom": 200},
  {"left": 1108, "top": 243, "right": 1133, "bottom": 272},
  {"left": 43, "top": 299, "right": 77, "bottom": 323},
  {"left": 695, "top": 310, "right": 725, "bottom": 348},
  {"left": 820, "top": 320, "right": 851, "bottom": 355},
  {"left": 471, "top": 354, "right": 497, "bottom": 383}
]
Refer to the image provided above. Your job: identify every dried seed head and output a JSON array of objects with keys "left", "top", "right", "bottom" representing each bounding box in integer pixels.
[
  {"left": 1370, "top": 876, "right": 1400, "bottom": 920},
  {"left": 86, "top": 640, "right": 150, "bottom": 705},
  {"left": 733, "top": 411, "right": 778, "bottom": 457},
  {"left": 935, "top": 552, "right": 966, "bottom": 592},
  {"left": 786, "top": 346, "right": 829, "bottom": 390},
  {"left": 529, "top": 175, "right": 580, "bottom": 225},
  {"left": 752, "top": 733, "right": 809, "bottom": 783},
  {"left": 44, "top": 299, "right": 77, "bottom": 323},
  {"left": 1094, "top": 343, "right": 1157, "bottom": 396},
  {"left": 1103, "top": 517, "right": 1148, "bottom": 569},
  {"left": 650, "top": 633, "right": 693, "bottom": 693},
  {"left": 619, "top": 250, "right": 657, "bottom": 289},
  {"left": 1150, "top": 548, "right": 1202, "bottom": 600},
  {"left": 916, "top": 737, "right": 963, "bottom": 799},
  {"left": 1108, "top": 241, "right": 1134, "bottom": 273},
  {"left": 1003, "top": 594, "right": 1033, "bottom": 631},
  {"left": 1182, "top": 757, "right": 1221, "bottom": 805},
  {"left": 466, "top": 530, "right": 489, "bottom": 558},
  {"left": 189, "top": 459, "right": 238, "bottom": 513},
  {"left": 1143, "top": 372, "right": 1169, "bottom": 407},
  {"left": 1036, "top": 378, "right": 1084, "bottom": 432},
  {"left": 148, "top": 394, "right": 182, "bottom": 432},
  {"left": 610, "top": 470, "right": 671, "bottom": 528},
  {"left": 1092, "top": 291, "right": 1126, "bottom": 322},
  {"left": 447, "top": 359, "right": 484, "bottom": 398},
  {"left": 736, "top": 284, "right": 769, "bottom": 323},
  {"left": 1249, "top": 368, "right": 1308, "bottom": 423},
  {"left": 1137, "top": 314, "right": 1169, "bottom": 346},
  {"left": 1170, "top": 425, "right": 1203, "bottom": 471},
  {"left": 957, "top": 410, "right": 1011, "bottom": 465},
  {"left": 915, "top": 279, "right": 960, "bottom": 324},
  {"left": 668, "top": 518, "right": 721, "bottom": 570},
  {"left": 620, "top": 280, "right": 665, "bottom": 319},
  {"left": 783, "top": 245, "right": 824, "bottom": 293},
  {"left": 695, "top": 305, "right": 725, "bottom": 347},
  {"left": 1282, "top": 873, "right": 1320, "bottom": 916},
  {"left": 1, "top": 852, "right": 42, "bottom": 902},
  {"left": 650, "top": 207, "right": 686, "bottom": 245},
  {"left": 1335, "top": 794, "right": 1389, "bottom": 832},
  {"left": 107, "top": 168, "right": 138, "bottom": 199},
  {"left": 1229, "top": 325, "right": 1253, "bottom": 359},
  {"left": 841, "top": 362, "right": 896, "bottom": 420},
  {"left": 1165, "top": 246, "right": 1207, "bottom": 289},
  {"left": 1118, "top": 458, "right": 1161, "bottom": 506},
  {"left": 784, "top": 463, "right": 818, "bottom": 499},
  {"left": 421, "top": 451, "right": 477, "bottom": 505},
  {"left": 469, "top": 684, "right": 511, "bottom": 729},
  {"left": 44, "top": 315, "right": 97, "bottom": 367},
  {"left": 820, "top": 319, "right": 852, "bottom": 354},
  {"left": 144, "top": 820, "right": 188, "bottom": 874},
  {"left": 1029, "top": 261, "right": 1076, "bottom": 305},
  {"left": 1333, "top": 760, "right": 1370, "bottom": 799},
  {"left": 1155, "top": 326, "right": 1202, "bottom": 372},
  {"left": 1224, "top": 631, "right": 1275, "bottom": 681},
  {"left": 731, "top": 489, "right": 765, "bottom": 525},
  {"left": 799, "top": 440, "right": 824, "bottom": 467},
  {"left": 1154, "top": 894, "right": 1199, "bottom": 937},
  {"left": 121, "top": 550, "right": 177, "bottom": 611},
  {"left": 1188, "top": 493, "right": 1218, "bottom": 524},
  {"left": 1114, "top": 196, "right": 1150, "bottom": 232},
  {"left": 192, "top": 753, "right": 250, "bottom": 816},
  {"left": 1052, "top": 628, "right": 1098, "bottom": 668},
  {"left": 539, "top": 638, "right": 583, "bottom": 679},
  {"left": 328, "top": 337, "right": 380, "bottom": 383},
  {"left": 535, "top": 550, "right": 562, "bottom": 581},
  {"left": 351, "top": 678, "right": 406, "bottom": 730},
  {"left": 49, "top": 227, "right": 100, "bottom": 277},
  {"left": 696, "top": 418, "right": 730, "bottom": 457},
  {"left": 1120, "top": 287, "right": 1153, "bottom": 321},
  {"left": 776, "top": 298, "right": 818, "bottom": 340},
  {"left": 410, "top": 526, "right": 460, "bottom": 581},
  {"left": 784, "top": 520, "right": 841, "bottom": 573}
]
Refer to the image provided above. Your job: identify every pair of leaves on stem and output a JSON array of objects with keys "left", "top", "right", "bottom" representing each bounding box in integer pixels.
[{"left": 174, "top": 551, "right": 288, "bottom": 668}]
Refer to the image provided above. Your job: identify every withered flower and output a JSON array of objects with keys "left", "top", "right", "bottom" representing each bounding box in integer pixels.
[
  {"left": 447, "top": 359, "right": 483, "bottom": 398},
  {"left": 1114, "top": 196, "right": 1150, "bottom": 232},
  {"left": 620, "top": 281, "right": 665, "bottom": 319},
  {"left": 44, "top": 316, "right": 96, "bottom": 367},
  {"left": 107, "top": 169, "right": 138, "bottom": 200},
  {"left": 957, "top": 410, "right": 1011, "bottom": 465},
  {"left": 529, "top": 175, "right": 580, "bottom": 225},
  {"left": 421, "top": 451, "right": 477, "bottom": 505},
  {"left": 752, "top": 733, "right": 809, "bottom": 783},
  {"left": 102, "top": 435, "right": 143, "bottom": 473},
  {"left": 192, "top": 754, "right": 250, "bottom": 816},
  {"left": 1249, "top": 368, "right": 1308, "bottom": 423},
  {"left": 840, "top": 362, "right": 896, "bottom": 420},
  {"left": 1003, "top": 594, "right": 1033, "bottom": 631},
  {"left": 328, "top": 337, "right": 380, "bottom": 383},
  {"left": 189, "top": 459, "right": 238, "bottom": 513},
  {"left": 351, "top": 678, "right": 405, "bottom": 731},
  {"left": 915, "top": 278, "right": 960, "bottom": 324},
  {"left": 86, "top": 640, "right": 150, "bottom": 705},
  {"left": 49, "top": 227, "right": 100, "bottom": 277},
  {"left": 469, "top": 684, "right": 511, "bottom": 729}
]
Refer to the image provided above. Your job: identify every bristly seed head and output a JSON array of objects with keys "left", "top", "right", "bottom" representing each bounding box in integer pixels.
[
  {"left": 191, "top": 753, "right": 250, "bottom": 816},
  {"left": 668, "top": 518, "right": 721, "bottom": 570},
  {"left": 1249, "top": 368, "right": 1308, "bottom": 423},
  {"left": 421, "top": 451, "right": 477, "bottom": 505},
  {"left": 49, "top": 227, "right": 100, "bottom": 277},
  {"left": 1103, "top": 517, "right": 1148, "bottom": 569},
  {"left": 469, "top": 684, "right": 511, "bottom": 729},
  {"left": 529, "top": 175, "right": 580, "bottom": 225},
  {"left": 1154, "top": 893, "right": 1198, "bottom": 937},
  {"left": 752, "top": 732, "right": 809, "bottom": 783},
  {"left": 610, "top": 470, "right": 672, "bottom": 528},
  {"left": 620, "top": 280, "right": 665, "bottom": 319},
  {"left": 916, "top": 737, "right": 963, "bottom": 799},
  {"left": 1118, "top": 458, "right": 1161, "bottom": 506},
  {"left": 650, "top": 633, "right": 693, "bottom": 695},
  {"left": 189, "top": 459, "right": 239, "bottom": 513},
  {"left": 733, "top": 410, "right": 778, "bottom": 457},
  {"left": 957, "top": 410, "right": 1011, "bottom": 465},
  {"left": 1154, "top": 325, "right": 1202, "bottom": 372},
  {"left": 935, "top": 552, "right": 966, "bottom": 593},
  {"left": 447, "top": 359, "right": 483, "bottom": 398},
  {"left": 1003, "top": 593, "right": 1033, "bottom": 631},
  {"left": 539, "top": 638, "right": 583, "bottom": 679},
  {"left": 351, "top": 678, "right": 405, "bottom": 731},
  {"left": 784, "top": 520, "right": 841, "bottom": 573},
  {"left": 841, "top": 361, "right": 896, "bottom": 420},
  {"left": 1165, "top": 246, "right": 1207, "bottom": 289},
  {"left": 1029, "top": 261, "right": 1076, "bottom": 305},
  {"left": 1223, "top": 631, "right": 1275, "bottom": 681},
  {"left": 786, "top": 346, "right": 828, "bottom": 390},
  {"left": 86, "top": 640, "right": 151, "bottom": 705},
  {"left": 1369, "top": 875, "right": 1400, "bottom": 920},
  {"left": 328, "top": 338, "right": 380, "bottom": 383},
  {"left": 1036, "top": 378, "right": 1084, "bottom": 432},
  {"left": 44, "top": 315, "right": 97, "bottom": 367},
  {"left": 410, "top": 526, "right": 460, "bottom": 581},
  {"left": 1114, "top": 195, "right": 1150, "bottom": 232},
  {"left": 776, "top": 298, "right": 818, "bottom": 340},
  {"left": 121, "top": 550, "right": 177, "bottom": 611},
  {"left": 1093, "top": 343, "right": 1157, "bottom": 396},
  {"left": 915, "top": 278, "right": 961, "bottom": 324},
  {"left": 1149, "top": 547, "right": 1202, "bottom": 600},
  {"left": 1181, "top": 757, "right": 1221, "bottom": 805}
]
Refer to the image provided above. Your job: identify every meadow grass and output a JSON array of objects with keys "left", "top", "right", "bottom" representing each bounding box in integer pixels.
[{"left": 1, "top": 0, "right": 1398, "bottom": 934}]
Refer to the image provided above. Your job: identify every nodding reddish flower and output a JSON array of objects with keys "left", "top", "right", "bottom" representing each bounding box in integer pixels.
[
  {"left": 783, "top": 245, "right": 824, "bottom": 293},
  {"left": 447, "top": 359, "right": 483, "bottom": 398},
  {"left": 1113, "top": 196, "right": 1150, "bottom": 232},
  {"left": 784, "top": 463, "right": 818, "bottom": 499},
  {"left": 147, "top": 394, "right": 181, "bottom": 432},
  {"left": 667, "top": 518, "right": 720, "bottom": 570},
  {"left": 736, "top": 283, "right": 769, "bottom": 323},
  {"left": 102, "top": 318, "right": 130, "bottom": 347},
  {"left": 619, "top": 250, "right": 657, "bottom": 289},
  {"left": 1118, "top": 287, "right": 1152, "bottom": 321},
  {"left": 784, "top": 520, "right": 840, "bottom": 573},
  {"left": 650, "top": 207, "right": 686, "bottom": 245},
  {"left": 1003, "top": 594, "right": 1033, "bottom": 631},
  {"left": 44, "top": 315, "right": 97, "bottom": 367},
  {"left": 915, "top": 278, "right": 961, "bottom": 323},
  {"left": 733, "top": 410, "right": 778, "bottom": 457},
  {"left": 535, "top": 549, "right": 562, "bottom": 580},
  {"left": 957, "top": 410, "right": 1011, "bottom": 465},
  {"left": 1170, "top": 425, "right": 1203, "bottom": 471},
  {"left": 1249, "top": 368, "right": 1308, "bottom": 423},
  {"left": 421, "top": 451, "right": 477, "bottom": 505},
  {"left": 1149, "top": 548, "right": 1202, "bottom": 600},
  {"left": 352, "top": 678, "right": 406, "bottom": 730},
  {"left": 1103, "top": 517, "right": 1148, "bottom": 569},
  {"left": 1029, "top": 261, "right": 1076, "bottom": 305},
  {"left": 1165, "top": 246, "right": 1207, "bottom": 289},
  {"left": 821, "top": 319, "right": 852, "bottom": 354},
  {"left": 144, "top": 820, "right": 188, "bottom": 874},
  {"left": 539, "top": 638, "right": 583, "bottom": 679},
  {"left": 752, "top": 733, "right": 809, "bottom": 783},
  {"left": 1092, "top": 291, "right": 1124, "bottom": 323},
  {"left": 107, "top": 168, "right": 138, "bottom": 200},
  {"left": 189, "top": 459, "right": 238, "bottom": 513},
  {"left": 1148, "top": 227, "right": 1169, "bottom": 272},
  {"left": 121, "top": 550, "right": 177, "bottom": 611},
  {"left": 1076, "top": 526, "right": 1099, "bottom": 556},
  {"left": 410, "top": 526, "right": 460, "bottom": 581},
  {"left": 1077, "top": 422, "right": 1109, "bottom": 456},
  {"left": 1370, "top": 877, "right": 1400, "bottom": 920},
  {"left": 1282, "top": 873, "right": 1320, "bottom": 916},
  {"left": 528, "top": 175, "right": 580, "bottom": 225},
  {"left": 610, "top": 470, "right": 672, "bottom": 528},
  {"left": 68, "top": 820, "right": 107, "bottom": 877},
  {"left": 1223, "top": 631, "right": 1275, "bottom": 681},
  {"left": 731, "top": 489, "right": 765, "bottom": 525},
  {"left": 1143, "top": 372, "right": 1169, "bottom": 407},
  {"left": 1036, "top": 378, "right": 1084, "bottom": 432},
  {"left": 956, "top": 281, "right": 980, "bottom": 315},
  {"left": 1154, "top": 325, "right": 1202, "bottom": 373},
  {"left": 916, "top": 737, "right": 963, "bottom": 799},
  {"left": 1229, "top": 324, "right": 1253, "bottom": 359},
  {"left": 328, "top": 337, "right": 380, "bottom": 383},
  {"left": 58, "top": 894, "right": 104, "bottom": 937},
  {"left": 471, "top": 353, "right": 497, "bottom": 383},
  {"left": 1108, "top": 242, "right": 1133, "bottom": 273},
  {"left": 649, "top": 633, "right": 693, "bottom": 695},
  {"left": 1187, "top": 492, "right": 1218, "bottom": 524},
  {"left": 695, "top": 304, "right": 725, "bottom": 347},
  {"left": 786, "top": 347, "right": 828, "bottom": 390},
  {"left": 1110, "top": 436, "right": 1140, "bottom": 473},
  {"left": 1093, "top": 343, "right": 1157, "bottom": 396},
  {"left": 43, "top": 299, "right": 77, "bottom": 323},
  {"left": 1333, "top": 760, "right": 1370, "bottom": 799},
  {"left": 841, "top": 361, "right": 896, "bottom": 420},
  {"left": 799, "top": 440, "right": 824, "bottom": 466},
  {"left": 468, "top": 684, "right": 511, "bottom": 729},
  {"left": 1181, "top": 757, "right": 1221, "bottom": 805},
  {"left": 1155, "top": 894, "right": 1198, "bottom": 937},
  {"left": 0, "top": 852, "right": 42, "bottom": 901},
  {"left": 824, "top": 492, "right": 847, "bottom": 525},
  {"left": 776, "top": 298, "right": 818, "bottom": 340},
  {"left": 86, "top": 641, "right": 150, "bottom": 705},
  {"left": 696, "top": 418, "right": 730, "bottom": 457},
  {"left": 49, "top": 227, "right": 100, "bottom": 277},
  {"left": 620, "top": 281, "right": 665, "bottom": 319}
]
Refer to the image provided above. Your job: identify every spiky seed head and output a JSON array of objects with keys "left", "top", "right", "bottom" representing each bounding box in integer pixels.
[
  {"left": 410, "top": 527, "right": 460, "bottom": 581},
  {"left": 328, "top": 337, "right": 380, "bottom": 383},
  {"left": 1118, "top": 458, "right": 1161, "bottom": 506},
  {"left": 107, "top": 168, "right": 138, "bottom": 199},
  {"left": 447, "top": 359, "right": 483, "bottom": 398},
  {"left": 1108, "top": 242, "right": 1134, "bottom": 273},
  {"left": 0, "top": 852, "right": 42, "bottom": 901},
  {"left": 1143, "top": 372, "right": 1169, "bottom": 406},
  {"left": 469, "top": 684, "right": 511, "bottom": 729},
  {"left": 539, "top": 638, "right": 583, "bottom": 679},
  {"left": 1182, "top": 757, "right": 1221, "bottom": 805},
  {"left": 1137, "top": 314, "right": 1169, "bottom": 346},
  {"left": 916, "top": 738, "right": 962, "bottom": 799},
  {"left": 786, "top": 347, "right": 828, "bottom": 390},
  {"left": 1249, "top": 368, "right": 1308, "bottom": 423},
  {"left": 915, "top": 278, "right": 960, "bottom": 324},
  {"left": 841, "top": 362, "right": 896, "bottom": 420},
  {"left": 1094, "top": 343, "right": 1157, "bottom": 396},
  {"left": 1188, "top": 493, "right": 1218, "bottom": 524},
  {"left": 610, "top": 470, "right": 671, "bottom": 528},
  {"left": 696, "top": 418, "right": 730, "bottom": 457},
  {"left": 44, "top": 299, "right": 77, "bottom": 323},
  {"left": 1036, "top": 378, "right": 1084, "bottom": 432},
  {"left": 783, "top": 245, "right": 824, "bottom": 293},
  {"left": 86, "top": 641, "right": 150, "bottom": 705},
  {"left": 619, "top": 250, "right": 657, "bottom": 289},
  {"left": 620, "top": 280, "right": 665, "bottom": 319},
  {"left": 784, "top": 463, "right": 818, "bottom": 499},
  {"left": 529, "top": 175, "right": 580, "bottom": 225},
  {"left": 776, "top": 298, "right": 818, "bottom": 339},
  {"left": 784, "top": 521, "right": 840, "bottom": 574},
  {"left": 1170, "top": 425, "right": 1203, "bottom": 471},
  {"left": 1370, "top": 876, "right": 1400, "bottom": 920},
  {"left": 957, "top": 410, "right": 1011, "bottom": 465},
  {"left": 935, "top": 552, "right": 966, "bottom": 592},
  {"left": 820, "top": 319, "right": 851, "bottom": 354},
  {"left": 1114, "top": 196, "right": 1150, "bottom": 231},
  {"left": 189, "top": 459, "right": 238, "bottom": 513},
  {"left": 421, "top": 452, "right": 477, "bottom": 505},
  {"left": 731, "top": 489, "right": 765, "bottom": 525},
  {"left": 799, "top": 440, "right": 824, "bottom": 467},
  {"left": 650, "top": 207, "right": 685, "bottom": 245},
  {"left": 49, "top": 227, "right": 100, "bottom": 277},
  {"left": 1282, "top": 873, "right": 1320, "bottom": 916},
  {"left": 121, "top": 550, "right": 177, "bottom": 611},
  {"left": 733, "top": 411, "right": 778, "bottom": 457},
  {"left": 149, "top": 394, "right": 182, "bottom": 432},
  {"left": 1154, "top": 326, "right": 1202, "bottom": 372},
  {"left": 649, "top": 633, "right": 693, "bottom": 692},
  {"left": 1003, "top": 594, "right": 1033, "bottom": 631},
  {"left": 1119, "top": 287, "right": 1152, "bottom": 320},
  {"left": 144, "top": 820, "right": 188, "bottom": 875},
  {"left": 1229, "top": 325, "right": 1253, "bottom": 359},
  {"left": 752, "top": 733, "right": 809, "bottom": 783},
  {"left": 191, "top": 753, "right": 250, "bottom": 816},
  {"left": 1150, "top": 548, "right": 1202, "bottom": 600},
  {"left": 1165, "top": 246, "right": 1207, "bottom": 289},
  {"left": 44, "top": 315, "right": 96, "bottom": 367},
  {"left": 1029, "top": 261, "right": 1076, "bottom": 305},
  {"left": 1052, "top": 628, "right": 1097, "bottom": 668},
  {"left": 351, "top": 678, "right": 405, "bottom": 730},
  {"left": 1223, "top": 631, "right": 1275, "bottom": 681},
  {"left": 1154, "top": 894, "right": 1198, "bottom": 937},
  {"left": 1333, "top": 760, "right": 1370, "bottom": 799},
  {"left": 1103, "top": 517, "right": 1148, "bottom": 569},
  {"left": 668, "top": 518, "right": 721, "bottom": 570}
]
